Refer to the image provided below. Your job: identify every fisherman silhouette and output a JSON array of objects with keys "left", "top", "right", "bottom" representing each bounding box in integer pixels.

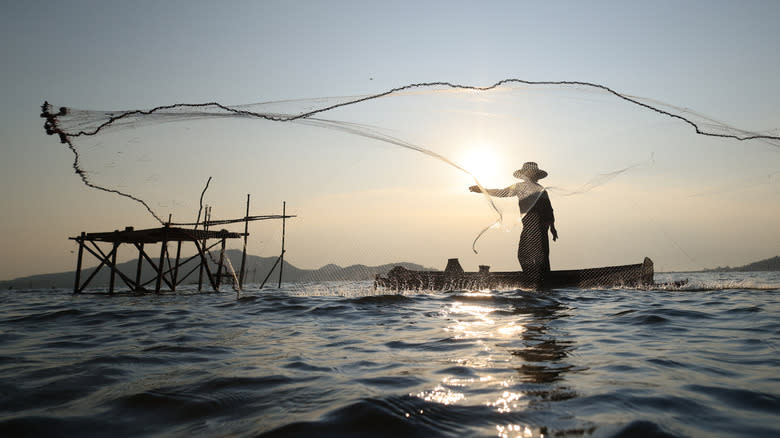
[{"left": 470, "top": 162, "right": 558, "bottom": 286}]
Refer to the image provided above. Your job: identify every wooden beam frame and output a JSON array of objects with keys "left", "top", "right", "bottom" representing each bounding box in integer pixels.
[{"left": 69, "top": 200, "right": 294, "bottom": 294}]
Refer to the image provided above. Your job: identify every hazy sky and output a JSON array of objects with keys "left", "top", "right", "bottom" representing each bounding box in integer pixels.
[{"left": 1, "top": 0, "right": 779, "bottom": 280}]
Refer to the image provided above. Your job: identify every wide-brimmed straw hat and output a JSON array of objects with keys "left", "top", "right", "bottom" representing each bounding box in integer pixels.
[{"left": 513, "top": 162, "right": 548, "bottom": 180}]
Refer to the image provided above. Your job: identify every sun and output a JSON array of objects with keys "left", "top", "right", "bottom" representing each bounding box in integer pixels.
[{"left": 461, "top": 145, "right": 500, "bottom": 184}]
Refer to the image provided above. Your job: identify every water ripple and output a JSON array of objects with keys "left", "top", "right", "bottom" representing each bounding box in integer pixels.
[{"left": 0, "top": 279, "right": 778, "bottom": 437}]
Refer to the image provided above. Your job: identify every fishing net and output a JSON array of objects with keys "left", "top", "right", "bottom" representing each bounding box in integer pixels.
[{"left": 41, "top": 79, "right": 780, "bottom": 279}]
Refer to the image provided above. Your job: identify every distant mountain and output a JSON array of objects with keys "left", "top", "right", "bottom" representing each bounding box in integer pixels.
[
  {"left": 707, "top": 256, "right": 780, "bottom": 272},
  {"left": 0, "top": 250, "right": 430, "bottom": 290}
]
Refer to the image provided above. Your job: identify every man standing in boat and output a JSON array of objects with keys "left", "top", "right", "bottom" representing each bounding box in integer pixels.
[{"left": 469, "top": 162, "right": 558, "bottom": 286}]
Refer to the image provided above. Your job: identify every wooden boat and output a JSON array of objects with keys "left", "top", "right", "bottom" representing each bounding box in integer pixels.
[{"left": 374, "top": 257, "right": 655, "bottom": 291}]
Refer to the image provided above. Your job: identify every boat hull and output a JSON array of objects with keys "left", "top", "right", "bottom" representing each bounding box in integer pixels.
[{"left": 375, "top": 257, "right": 654, "bottom": 291}]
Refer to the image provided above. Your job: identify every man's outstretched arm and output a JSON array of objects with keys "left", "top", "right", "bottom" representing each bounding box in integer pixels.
[{"left": 469, "top": 184, "right": 516, "bottom": 197}]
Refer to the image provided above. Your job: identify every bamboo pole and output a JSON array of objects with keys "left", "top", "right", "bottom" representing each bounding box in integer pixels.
[
  {"left": 165, "top": 215, "right": 173, "bottom": 289},
  {"left": 216, "top": 237, "right": 226, "bottom": 290},
  {"left": 135, "top": 244, "right": 175, "bottom": 290},
  {"left": 198, "top": 207, "right": 210, "bottom": 291},
  {"left": 193, "top": 238, "right": 218, "bottom": 291},
  {"left": 135, "top": 243, "right": 144, "bottom": 291},
  {"left": 278, "top": 201, "right": 286, "bottom": 288},
  {"left": 86, "top": 242, "right": 136, "bottom": 291},
  {"left": 109, "top": 238, "right": 119, "bottom": 294},
  {"left": 172, "top": 241, "right": 182, "bottom": 291},
  {"left": 239, "top": 194, "right": 250, "bottom": 289},
  {"left": 74, "top": 232, "right": 85, "bottom": 293},
  {"left": 155, "top": 226, "right": 168, "bottom": 293},
  {"left": 260, "top": 254, "right": 282, "bottom": 289},
  {"left": 76, "top": 242, "right": 111, "bottom": 292}
]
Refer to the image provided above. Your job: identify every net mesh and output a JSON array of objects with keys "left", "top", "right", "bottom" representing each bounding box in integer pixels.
[{"left": 41, "top": 79, "right": 780, "bottom": 283}]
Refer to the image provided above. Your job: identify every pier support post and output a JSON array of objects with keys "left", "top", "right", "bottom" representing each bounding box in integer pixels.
[
  {"left": 155, "top": 227, "right": 168, "bottom": 293},
  {"left": 279, "top": 201, "right": 286, "bottom": 288},
  {"left": 197, "top": 207, "right": 210, "bottom": 292},
  {"left": 135, "top": 243, "right": 144, "bottom": 291},
  {"left": 216, "top": 237, "right": 226, "bottom": 290},
  {"left": 74, "top": 232, "right": 85, "bottom": 293},
  {"left": 239, "top": 194, "right": 250, "bottom": 289},
  {"left": 109, "top": 239, "right": 119, "bottom": 294},
  {"left": 194, "top": 239, "right": 218, "bottom": 291},
  {"left": 172, "top": 241, "right": 182, "bottom": 291}
]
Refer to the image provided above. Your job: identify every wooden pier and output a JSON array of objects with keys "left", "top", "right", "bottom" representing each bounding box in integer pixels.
[{"left": 70, "top": 199, "right": 293, "bottom": 294}]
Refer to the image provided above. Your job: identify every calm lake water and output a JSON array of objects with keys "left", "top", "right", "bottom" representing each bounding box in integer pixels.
[{"left": 1, "top": 272, "right": 778, "bottom": 437}]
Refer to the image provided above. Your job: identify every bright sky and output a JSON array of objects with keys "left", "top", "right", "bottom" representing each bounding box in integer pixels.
[{"left": 1, "top": 0, "right": 779, "bottom": 280}]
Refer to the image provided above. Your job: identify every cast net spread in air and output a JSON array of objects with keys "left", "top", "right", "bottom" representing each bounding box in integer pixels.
[{"left": 41, "top": 79, "right": 780, "bottom": 282}]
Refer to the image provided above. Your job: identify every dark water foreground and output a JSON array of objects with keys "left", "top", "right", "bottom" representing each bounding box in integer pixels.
[{"left": 1, "top": 272, "right": 778, "bottom": 437}]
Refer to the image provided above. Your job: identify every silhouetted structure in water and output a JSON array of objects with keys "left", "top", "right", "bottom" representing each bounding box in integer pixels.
[
  {"left": 71, "top": 226, "right": 242, "bottom": 293},
  {"left": 69, "top": 199, "right": 294, "bottom": 294}
]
